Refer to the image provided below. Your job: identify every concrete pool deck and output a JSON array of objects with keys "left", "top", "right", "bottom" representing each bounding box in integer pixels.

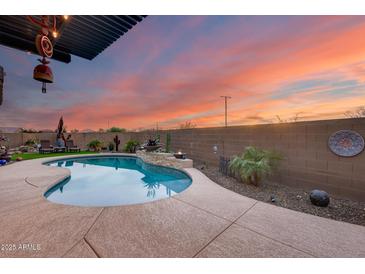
[{"left": 0, "top": 153, "right": 364, "bottom": 258}]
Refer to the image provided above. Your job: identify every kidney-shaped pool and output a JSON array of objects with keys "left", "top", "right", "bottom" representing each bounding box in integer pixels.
[{"left": 44, "top": 156, "right": 192, "bottom": 207}]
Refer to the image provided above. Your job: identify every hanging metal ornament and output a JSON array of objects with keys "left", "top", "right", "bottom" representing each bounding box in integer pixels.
[
  {"left": 33, "top": 57, "right": 53, "bottom": 93},
  {"left": 27, "top": 16, "right": 58, "bottom": 94},
  {"left": 35, "top": 34, "right": 54, "bottom": 58}
]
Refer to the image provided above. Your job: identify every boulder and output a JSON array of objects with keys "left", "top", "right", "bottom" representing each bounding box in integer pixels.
[{"left": 310, "top": 189, "right": 330, "bottom": 207}]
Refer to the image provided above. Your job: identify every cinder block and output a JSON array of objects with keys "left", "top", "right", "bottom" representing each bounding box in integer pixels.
[
  {"left": 296, "top": 149, "right": 317, "bottom": 159},
  {"left": 327, "top": 120, "right": 354, "bottom": 133},
  {"left": 326, "top": 174, "right": 352, "bottom": 188},
  {"left": 288, "top": 158, "right": 306, "bottom": 168},
  {"left": 288, "top": 124, "right": 306, "bottom": 134},
  {"left": 316, "top": 149, "right": 335, "bottom": 159},
  {"left": 351, "top": 178, "right": 365, "bottom": 192},
  {"left": 352, "top": 122, "right": 365, "bottom": 132},
  {"left": 352, "top": 164, "right": 365, "bottom": 180},
  {"left": 327, "top": 161, "right": 353, "bottom": 176},
  {"left": 306, "top": 123, "right": 328, "bottom": 134},
  {"left": 306, "top": 159, "right": 328, "bottom": 171},
  {"left": 305, "top": 171, "right": 328, "bottom": 184},
  {"left": 288, "top": 167, "right": 307, "bottom": 178}
]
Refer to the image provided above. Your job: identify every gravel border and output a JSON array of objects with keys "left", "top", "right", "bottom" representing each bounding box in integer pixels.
[{"left": 198, "top": 166, "right": 365, "bottom": 226}]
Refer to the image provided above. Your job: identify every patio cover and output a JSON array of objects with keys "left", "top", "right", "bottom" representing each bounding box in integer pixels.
[{"left": 0, "top": 15, "right": 147, "bottom": 63}]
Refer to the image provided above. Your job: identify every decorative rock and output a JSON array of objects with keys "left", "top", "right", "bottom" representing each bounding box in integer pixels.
[
  {"left": 310, "top": 189, "right": 330, "bottom": 207},
  {"left": 136, "top": 151, "right": 193, "bottom": 169},
  {"left": 16, "top": 157, "right": 23, "bottom": 161}
]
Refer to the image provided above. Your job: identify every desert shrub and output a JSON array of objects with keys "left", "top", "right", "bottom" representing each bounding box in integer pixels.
[
  {"left": 179, "top": 121, "right": 196, "bottom": 129},
  {"left": 229, "top": 146, "right": 282, "bottom": 186},
  {"left": 107, "top": 127, "right": 126, "bottom": 133},
  {"left": 25, "top": 139, "right": 36, "bottom": 146},
  {"left": 87, "top": 139, "right": 102, "bottom": 152},
  {"left": 124, "top": 140, "right": 140, "bottom": 153}
]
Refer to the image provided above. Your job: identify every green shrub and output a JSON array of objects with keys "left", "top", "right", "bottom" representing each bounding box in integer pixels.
[
  {"left": 229, "top": 146, "right": 282, "bottom": 186},
  {"left": 25, "top": 139, "right": 36, "bottom": 146},
  {"left": 87, "top": 139, "right": 102, "bottom": 152},
  {"left": 124, "top": 140, "right": 140, "bottom": 153},
  {"left": 107, "top": 127, "right": 126, "bottom": 133}
]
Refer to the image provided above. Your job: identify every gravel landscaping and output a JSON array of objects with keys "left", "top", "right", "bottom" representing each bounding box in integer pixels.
[{"left": 198, "top": 165, "right": 365, "bottom": 226}]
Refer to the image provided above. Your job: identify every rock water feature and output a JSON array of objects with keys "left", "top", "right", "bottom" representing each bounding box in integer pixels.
[
  {"left": 144, "top": 138, "right": 161, "bottom": 152},
  {"left": 136, "top": 151, "right": 193, "bottom": 169}
]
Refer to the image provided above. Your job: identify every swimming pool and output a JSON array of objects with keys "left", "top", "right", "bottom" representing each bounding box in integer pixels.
[{"left": 44, "top": 156, "right": 192, "bottom": 207}]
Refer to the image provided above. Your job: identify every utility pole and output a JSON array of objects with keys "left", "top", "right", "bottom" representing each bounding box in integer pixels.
[{"left": 220, "top": 96, "right": 231, "bottom": 127}]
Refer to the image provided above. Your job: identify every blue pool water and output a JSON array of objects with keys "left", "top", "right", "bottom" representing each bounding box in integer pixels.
[{"left": 44, "top": 156, "right": 192, "bottom": 207}]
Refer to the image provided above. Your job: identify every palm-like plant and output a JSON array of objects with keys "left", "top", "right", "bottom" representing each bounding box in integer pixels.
[
  {"left": 229, "top": 146, "right": 282, "bottom": 186},
  {"left": 143, "top": 178, "right": 160, "bottom": 198},
  {"left": 87, "top": 139, "right": 102, "bottom": 152},
  {"left": 124, "top": 140, "right": 140, "bottom": 153}
]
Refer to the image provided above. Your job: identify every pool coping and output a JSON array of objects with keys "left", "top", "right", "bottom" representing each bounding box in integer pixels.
[{"left": 0, "top": 153, "right": 365, "bottom": 258}]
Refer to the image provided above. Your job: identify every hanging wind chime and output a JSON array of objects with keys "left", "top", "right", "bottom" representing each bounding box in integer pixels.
[{"left": 27, "top": 15, "right": 68, "bottom": 93}]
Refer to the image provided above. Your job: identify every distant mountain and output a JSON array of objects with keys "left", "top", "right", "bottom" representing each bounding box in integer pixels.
[
  {"left": 0, "top": 127, "right": 22, "bottom": 133},
  {"left": 80, "top": 129, "right": 96, "bottom": 133},
  {"left": 38, "top": 129, "right": 55, "bottom": 133}
]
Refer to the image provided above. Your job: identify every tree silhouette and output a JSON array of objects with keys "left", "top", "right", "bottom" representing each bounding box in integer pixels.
[{"left": 344, "top": 106, "right": 365, "bottom": 118}]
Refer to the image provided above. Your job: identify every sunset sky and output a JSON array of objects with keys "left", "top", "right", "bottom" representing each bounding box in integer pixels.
[{"left": 1, "top": 15, "right": 365, "bottom": 131}]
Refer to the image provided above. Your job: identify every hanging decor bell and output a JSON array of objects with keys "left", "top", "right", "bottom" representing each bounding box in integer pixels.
[
  {"left": 27, "top": 16, "right": 58, "bottom": 94},
  {"left": 33, "top": 58, "right": 53, "bottom": 93}
]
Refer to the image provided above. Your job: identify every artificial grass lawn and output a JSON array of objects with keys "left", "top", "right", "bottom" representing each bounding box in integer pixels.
[{"left": 11, "top": 151, "right": 98, "bottom": 161}]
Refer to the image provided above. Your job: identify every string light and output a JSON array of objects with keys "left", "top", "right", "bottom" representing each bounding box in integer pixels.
[
  {"left": 63, "top": 15, "right": 69, "bottom": 20},
  {"left": 52, "top": 31, "right": 58, "bottom": 38}
]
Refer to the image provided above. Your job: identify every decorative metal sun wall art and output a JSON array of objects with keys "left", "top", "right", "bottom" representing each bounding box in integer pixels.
[{"left": 328, "top": 130, "right": 364, "bottom": 157}]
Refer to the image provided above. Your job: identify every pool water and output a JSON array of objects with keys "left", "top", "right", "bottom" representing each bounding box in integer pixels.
[{"left": 44, "top": 156, "right": 192, "bottom": 207}]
